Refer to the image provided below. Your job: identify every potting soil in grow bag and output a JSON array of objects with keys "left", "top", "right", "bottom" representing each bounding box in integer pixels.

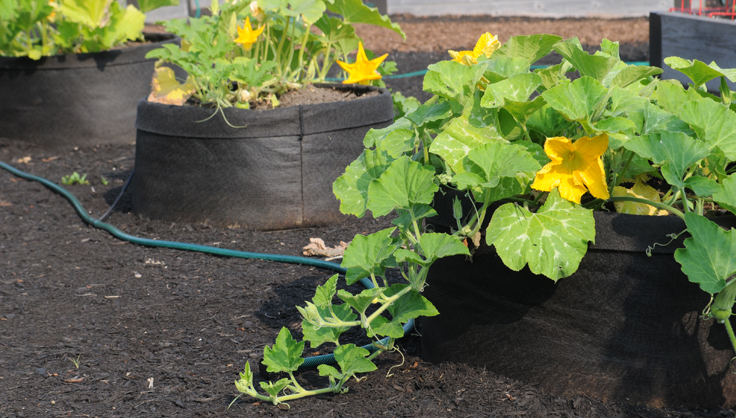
[
  {"left": 131, "top": 84, "right": 394, "bottom": 230},
  {"left": 0, "top": 33, "right": 177, "bottom": 148},
  {"left": 421, "top": 210, "right": 736, "bottom": 409}
]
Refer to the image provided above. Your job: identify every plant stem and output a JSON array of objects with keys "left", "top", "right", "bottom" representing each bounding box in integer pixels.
[
  {"left": 612, "top": 151, "right": 635, "bottom": 190},
  {"left": 364, "top": 286, "right": 412, "bottom": 326},
  {"left": 723, "top": 318, "right": 736, "bottom": 357},
  {"left": 295, "top": 21, "right": 312, "bottom": 82},
  {"left": 607, "top": 196, "right": 685, "bottom": 219}
]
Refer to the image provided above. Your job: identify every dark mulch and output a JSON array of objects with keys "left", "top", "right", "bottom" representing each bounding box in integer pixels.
[{"left": 1, "top": 44, "right": 733, "bottom": 417}]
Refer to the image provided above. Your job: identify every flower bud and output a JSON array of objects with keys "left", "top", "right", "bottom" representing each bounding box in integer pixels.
[{"left": 239, "top": 89, "right": 252, "bottom": 103}]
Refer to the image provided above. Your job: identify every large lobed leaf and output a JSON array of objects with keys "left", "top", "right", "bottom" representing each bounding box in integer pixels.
[
  {"left": 341, "top": 228, "right": 397, "bottom": 284},
  {"left": 326, "top": 0, "right": 405, "bottom": 39},
  {"left": 623, "top": 131, "right": 710, "bottom": 189},
  {"left": 262, "top": 327, "right": 305, "bottom": 373},
  {"left": 485, "top": 188, "right": 595, "bottom": 281},
  {"left": 675, "top": 212, "right": 736, "bottom": 294},
  {"left": 366, "top": 156, "right": 438, "bottom": 217},
  {"left": 541, "top": 76, "right": 608, "bottom": 130},
  {"left": 333, "top": 149, "right": 393, "bottom": 217}
]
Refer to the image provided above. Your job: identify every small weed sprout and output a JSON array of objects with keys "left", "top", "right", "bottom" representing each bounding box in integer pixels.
[
  {"left": 61, "top": 172, "right": 89, "bottom": 186},
  {"left": 70, "top": 355, "right": 81, "bottom": 369}
]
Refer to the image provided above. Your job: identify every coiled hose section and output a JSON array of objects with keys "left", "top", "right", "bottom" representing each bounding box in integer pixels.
[{"left": 0, "top": 160, "right": 413, "bottom": 369}]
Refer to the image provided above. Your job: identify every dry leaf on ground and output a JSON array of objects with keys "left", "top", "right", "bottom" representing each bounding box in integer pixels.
[{"left": 302, "top": 238, "right": 350, "bottom": 258}]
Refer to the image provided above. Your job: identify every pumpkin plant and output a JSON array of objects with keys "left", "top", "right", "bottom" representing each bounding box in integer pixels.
[
  {"left": 144, "top": 0, "right": 403, "bottom": 110},
  {"left": 0, "top": 0, "right": 178, "bottom": 59},
  {"left": 234, "top": 32, "right": 736, "bottom": 406}
]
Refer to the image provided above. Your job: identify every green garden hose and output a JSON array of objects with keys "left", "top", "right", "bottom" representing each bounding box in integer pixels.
[{"left": 0, "top": 160, "right": 413, "bottom": 369}]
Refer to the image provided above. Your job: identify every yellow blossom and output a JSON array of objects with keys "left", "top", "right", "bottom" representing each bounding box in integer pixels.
[
  {"left": 531, "top": 134, "right": 610, "bottom": 204},
  {"left": 336, "top": 42, "right": 388, "bottom": 85},
  {"left": 448, "top": 32, "right": 501, "bottom": 65},
  {"left": 234, "top": 17, "right": 264, "bottom": 50}
]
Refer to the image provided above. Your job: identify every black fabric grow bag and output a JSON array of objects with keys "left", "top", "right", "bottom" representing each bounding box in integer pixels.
[
  {"left": 422, "top": 207, "right": 736, "bottom": 408},
  {"left": 0, "top": 33, "right": 177, "bottom": 148},
  {"left": 131, "top": 84, "right": 394, "bottom": 230}
]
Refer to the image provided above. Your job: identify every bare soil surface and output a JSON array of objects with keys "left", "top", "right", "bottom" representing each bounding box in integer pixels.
[{"left": 2, "top": 15, "right": 734, "bottom": 418}]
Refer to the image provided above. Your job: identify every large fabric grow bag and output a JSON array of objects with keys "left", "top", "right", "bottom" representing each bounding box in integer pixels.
[
  {"left": 421, "top": 208, "right": 736, "bottom": 408},
  {"left": 131, "top": 85, "right": 393, "bottom": 230},
  {"left": 0, "top": 33, "right": 176, "bottom": 148}
]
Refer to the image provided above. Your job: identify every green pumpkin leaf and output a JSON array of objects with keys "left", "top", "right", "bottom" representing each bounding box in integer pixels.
[
  {"left": 535, "top": 61, "right": 573, "bottom": 91},
  {"left": 503, "top": 96, "right": 547, "bottom": 127},
  {"left": 314, "top": 15, "right": 357, "bottom": 45},
  {"left": 326, "top": 0, "right": 405, "bottom": 39},
  {"left": 312, "top": 274, "right": 338, "bottom": 307},
  {"left": 685, "top": 176, "right": 720, "bottom": 197},
  {"left": 60, "top": 0, "right": 108, "bottom": 28},
  {"left": 481, "top": 73, "right": 542, "bottom": 108},
  {"left": 679, "top": 98, "right": 736, "bottom": 160},
  {"left": 100, "top": 3, "right": 146, "bottom": 47},
  {"left": 259, "top": 378, "right": 291, "bottom": 398},
  {"left": 234, "top": 361, "right": 256, "bottom": 394},
  {"left": 338, "top": 287, "right": 381, "bottom": 314},
  {"left": 713, "top": 175, "right": 736, "bottom": 213},
  {"left": 364, "top": 118, "right": 413, "bottom": 148},
  {"left": 405, "top": 100, "right": 453, "bottom": 127},
  {"left": 302, "top": 303, "right": 356, "bottom": 347},
  {"left": 526, "top": 104, "right": 575, "bottom": 140},
  {"left": 392, "top": 205, "right": 438, "bottom": 231},
  {"left": 592, "top": 117, "right": 637, "bottom": 137},
  {"left": 281, "top": 0, "right": 326, "bottom": 23},
  {"left": 654, "top": 79, "right": 703, "bottom": 116},
  {"left": 333, "top": 149, "right": 393, "bottom": 217},
  {"left": 418, "top": 232, "right": 470, "bottom": 262},
  {"left": 665, "top": 57, "right": 729, "bottom": 88},
  {"left": 623, "top": 132, "right": 710, "bottom": 189},
  {"left": 486, "top": 189, "right": 595, "bottom": 281},
  {"left": 318, "top": 364, "right": 343, "bottom": 380},
  {"left": 423, "top": 60, "right": 487, "bottom": 105},
  {"left": 612, "top": 65, "right": 663, "bottom": 88},
  {"left": 366, "top": 315, "right": 404, "bottom": 338},
  {"left": 493, "top": 34, "right": 562, "bottom": 65},
  {"left": 385, "top": 284, "right": 440, "bottom": 322},
  {"left": 335, "top": 344, "right": 377, "bottom": 376},
  {"left": 675, "top": 212, "right": 736, "bottom": 294},
  {"left": 554, "top": 38, "right": 618, "bottom": 83},
  {"left": 541, "top": 76, "right": 608, "bottom": 131},
  {"left": 641, "top": 102, "right": 693, "bottom": 136},
  {"left": 394, "top": 248, "right": 426, "bottom": 265},
  {"left": 483, "top": 56, "right": 531, "bottom": 83},
  {"left": 454, "top": 142, "right": 540, "bottom": 193},
  {"left": 262, "top": 327, "right": 305, "bottom": 373},
  {"left": 341, "top": 228, "right": 397, "bottom": 284},
  {"left": 366, "top": 156, "right": 438, "bottom": 217},
  {"left": 378, "top": 129, "right": 416, "bottom": 158},
  {"left": 137, "top": 0, "right": 180, "bottom": 13},
  {"left": 430, "top": 112, "right": 506, "bottom": 175}
]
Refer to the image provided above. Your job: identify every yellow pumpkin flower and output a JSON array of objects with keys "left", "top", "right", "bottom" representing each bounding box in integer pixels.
[
  {"left": 336, "top": 42, "right": 388, "bottom": 85},
  {"left": 531, "top": 134, "right": 610, "bottom": 204},
  {"left": 234, "top": 17, "right": 264, "bottom": 50},
  {"left": 448, "top": 32, "right": 501, "bottom": 65}
]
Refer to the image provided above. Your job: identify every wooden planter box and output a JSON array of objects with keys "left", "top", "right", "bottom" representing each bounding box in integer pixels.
[{"left": 650, "top": 11, "right": 736, "bottom": 90}]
